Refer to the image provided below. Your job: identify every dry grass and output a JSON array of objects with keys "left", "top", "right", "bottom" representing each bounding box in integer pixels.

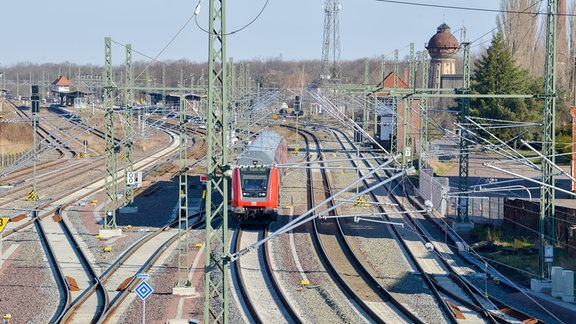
[
  {"left": 0, "top": 123, "right": 34, "bottom": 154},
  {"left": 428, "top": 159, "right": 455, "bottom": 176},
  {"left": 134, "top": 133, "right": 167, "bottom": 152}
]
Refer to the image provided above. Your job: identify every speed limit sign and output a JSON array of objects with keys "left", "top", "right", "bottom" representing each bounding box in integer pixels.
[{"left": 126, "top": 172, "right": 142, "bottom": 186}]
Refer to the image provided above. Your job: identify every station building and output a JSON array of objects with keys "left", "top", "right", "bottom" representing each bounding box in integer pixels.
[{"left": 50, "top": 75, "right": 91, "bottom": 107}]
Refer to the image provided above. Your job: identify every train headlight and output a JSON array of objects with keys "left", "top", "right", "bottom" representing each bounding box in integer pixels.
[{"left": 258, "top": 192, "right": 266, "bottom": 197}]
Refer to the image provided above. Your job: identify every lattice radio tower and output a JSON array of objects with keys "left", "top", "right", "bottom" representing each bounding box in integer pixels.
[{"left": 320, "top": 0, "right": 341, "bottom": 82}]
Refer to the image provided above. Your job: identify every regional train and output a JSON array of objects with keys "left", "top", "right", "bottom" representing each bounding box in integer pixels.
[{"left": 231, "top": 130, "right": 288, "bottom": 224}]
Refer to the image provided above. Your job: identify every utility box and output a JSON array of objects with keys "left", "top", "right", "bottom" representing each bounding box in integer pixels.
[
  {"left": 563, "top": 270, "right": 574, "bottom": 302},
  {"left": 569, "top": 226, "right": 576, "bottom": 256}
]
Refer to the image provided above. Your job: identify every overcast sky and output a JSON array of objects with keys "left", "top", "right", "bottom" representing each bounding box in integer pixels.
[{"left": 0, "top": 0, "right": 504, "bottom": 66}]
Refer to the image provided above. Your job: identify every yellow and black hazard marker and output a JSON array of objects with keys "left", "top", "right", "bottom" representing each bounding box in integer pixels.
[
  {"left": 78, "top": 152, "right": 85, "bottom": 158},
  {"left": 353, "top": 196, "right": 369, "bottom": 206},
  {"left": 27, "top": 190, "right": 39, "bottom": 201}
]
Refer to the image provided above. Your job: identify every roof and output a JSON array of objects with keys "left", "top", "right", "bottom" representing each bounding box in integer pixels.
[
  {"left": 426, "top": 23, "right": 459, "bottom": 59},
  {"left": 237, "top": 131, "right": 285, "bottom": 166},
  {"left": 51, "top": 75, "right": 72, "bottom": 86},
  {"left": 381, "top": 72, "right": 409, "bottom": 89}
]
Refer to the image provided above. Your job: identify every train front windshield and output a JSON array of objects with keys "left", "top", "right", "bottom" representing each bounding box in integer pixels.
[{"left": 240, "top": 168, "right": 270, "bottom": 197}]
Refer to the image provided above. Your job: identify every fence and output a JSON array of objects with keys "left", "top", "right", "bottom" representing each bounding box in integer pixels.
[
  {"left": 0, "top": 152, "right": 23, "bottom": 168},
  {"left": 419, "top": 162, "right": 504, "bottom": 224},
  {"left": 447, "top": 196, "right": 504, "bottom": 225},
  {"left": 418, "top": 164, "right": 449, "bottom": 216}
]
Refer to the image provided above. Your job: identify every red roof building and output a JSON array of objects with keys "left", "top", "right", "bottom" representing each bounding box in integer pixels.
[{"left": 50, "top": 75, "right": 72, "bottom": 93}]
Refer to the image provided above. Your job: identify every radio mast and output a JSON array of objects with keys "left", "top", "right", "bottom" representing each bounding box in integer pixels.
[{"left": 320, "top": 0, "right": 341, "bottom": 83}]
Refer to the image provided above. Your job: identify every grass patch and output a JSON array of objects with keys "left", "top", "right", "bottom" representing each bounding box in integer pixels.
[
  {"left": 429, "top": 160, "right": 455, "bottom": 176},
  {"left": 0, "top": 123, "right": 33, "bottom": 154}
]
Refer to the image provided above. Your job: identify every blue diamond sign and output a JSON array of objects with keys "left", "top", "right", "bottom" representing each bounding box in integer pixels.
[{"left": 135, "top": 280, "right": 153, "bottom": 300}]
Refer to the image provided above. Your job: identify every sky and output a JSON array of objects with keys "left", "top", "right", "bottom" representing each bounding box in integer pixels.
[{"left": 0, "top": 0, "right": 505, "bottom": 66}]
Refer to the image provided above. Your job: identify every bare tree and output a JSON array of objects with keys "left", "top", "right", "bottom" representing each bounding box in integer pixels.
[
  {"left": 497, "top": 0, "right": 544, "bottom": 77},
  {"left": 568, "top": 1, "right": 576, "bottom": 105}
]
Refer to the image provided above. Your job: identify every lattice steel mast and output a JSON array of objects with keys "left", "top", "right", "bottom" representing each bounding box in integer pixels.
[
  {"left": 320, "top": 0, "right": 341, "bottom": 82},
  {"left": 390, "top": 50, "right": 399, "bottom": 155},
  {"left": 418, "top": 50, "right": 429, "bottom": 172},
  {"left": 103, "top": 37, "right": 118, "bottom": 229},
  {"left": 204, "top": 0, "right": 230, "bottom": 322},
  {"left": 539, "top": 0, "right": 557, "bottom": 278},
  {"left": 123, "top": 44, "right": 135, "bottom": 206},
  {"left": 176, "top": 95, "right": 191, "bottom": 288},
  {"left": 456, "top": 42, "right": 471, "bottom": 223},
  {"left": 402, "top": 43, "right": 416, "bottom": 167}
]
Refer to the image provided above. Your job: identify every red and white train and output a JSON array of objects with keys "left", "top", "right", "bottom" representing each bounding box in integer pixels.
[{"left": 231, "top": 130, "right": 288, "bottom": 224}]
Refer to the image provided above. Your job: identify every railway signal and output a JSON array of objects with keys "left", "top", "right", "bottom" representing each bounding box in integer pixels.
[
  {"left": 31, "top": 85, "right": 40, "bottom": 203},
  {"left": 31, "top": 85, "right": 40, "bottom": 113}
]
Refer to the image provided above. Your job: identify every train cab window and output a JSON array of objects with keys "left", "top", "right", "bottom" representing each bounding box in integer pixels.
[
  {"left": 243, "top": 178, "right": 266, "bottom": 191},
  {"left": 240, "top": 168, "right": 270, "bottom": 197}
]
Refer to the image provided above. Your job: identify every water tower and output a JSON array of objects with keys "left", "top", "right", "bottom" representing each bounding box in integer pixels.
[{"left": 425, "top": 23, "right": 459, "bottom": 89}]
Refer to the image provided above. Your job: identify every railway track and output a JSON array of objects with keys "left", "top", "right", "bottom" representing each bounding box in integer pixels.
[
  {"left": 0, "top": 100, "right": 127, "bottom": 182},
  {"left": 38, "top": 206, "right": 107, "bottom": 323},
  {"left": 231, "top": 125, "right": 377, "bottom": 323},
  {"left": 0, "top": 125, "right": 198, "bottom": 322},
  {"left": 60, "top": 216, "right": 204, "bottom": 323},
  {"left": 0, "top": 120, "right": 179, "bottom": 238},
  {"left": 3, "top": 125, "right": 178, "bottom": 242},
  {"left": 329, "top": 126, "right": 547, "bottom": 323},
  {"left": 232, "top": 225, "right": 301, "bottom": 323},
  {"left": 298, "top": 127, "right": 424, "bottom": 323}
]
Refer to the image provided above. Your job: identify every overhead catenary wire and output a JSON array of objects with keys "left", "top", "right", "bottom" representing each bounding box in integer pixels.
[
  {"left": 374, "top": 0, "right": 556, "bottom": 16},
  {"left": 194, "top": 0, "right": 271, "bottom": 36},
  {"left": 375, "top": 1, "right": 546, "bottom": 51}
]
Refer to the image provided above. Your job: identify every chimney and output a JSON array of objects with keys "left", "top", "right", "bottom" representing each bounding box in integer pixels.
[{"left": 403, "top": 68, "right": 408, "bottom": 85}]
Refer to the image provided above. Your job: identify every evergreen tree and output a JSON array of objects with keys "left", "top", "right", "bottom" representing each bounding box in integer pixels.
[{"left": 470, "top": 31, "right": 542, "bottom": 143}]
